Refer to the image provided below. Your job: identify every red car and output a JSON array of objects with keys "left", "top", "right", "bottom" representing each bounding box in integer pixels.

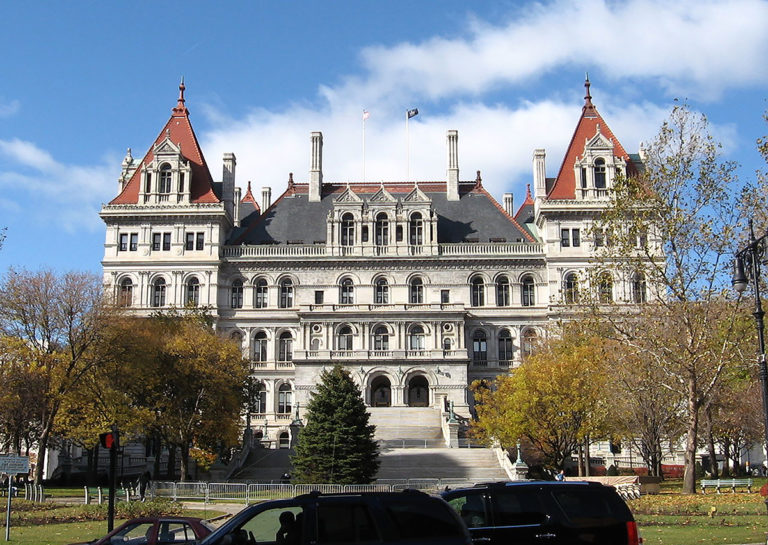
[{"left": 69, "top": 516, "right": 214, "bottom": 545}]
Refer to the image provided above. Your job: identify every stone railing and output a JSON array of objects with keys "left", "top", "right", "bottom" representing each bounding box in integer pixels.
[
  {"left": 222, "top": 242, "right": 544, "bottom": 259},
  {"left": 302, "top": 302, "right": 465, "bottom": 313},
  {"left": 293, "top": 348, "right": 468, "bottom": 361}
]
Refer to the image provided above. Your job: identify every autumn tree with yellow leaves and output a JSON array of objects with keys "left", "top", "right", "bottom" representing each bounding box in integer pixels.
[{"left": 471, "top": 328, "right": 611, "bottom": 472}]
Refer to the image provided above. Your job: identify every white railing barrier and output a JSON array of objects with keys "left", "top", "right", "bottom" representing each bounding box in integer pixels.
[{"left": 152, "top": 479, "right": 483, "bottom": 503}]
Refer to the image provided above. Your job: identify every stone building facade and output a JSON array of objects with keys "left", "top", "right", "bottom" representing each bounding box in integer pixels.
[{"left": 100, "top": 79, "right": 646, "bottom": 446}]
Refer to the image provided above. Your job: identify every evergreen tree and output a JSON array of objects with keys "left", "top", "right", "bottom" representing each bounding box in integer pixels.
[{"left": 292, "top": 365, "right": 379, "bottom": 484}]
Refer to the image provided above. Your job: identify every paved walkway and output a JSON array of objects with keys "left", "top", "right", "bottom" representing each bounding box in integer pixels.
[{"left": 182, "top": 502, "right": 246, "bottom": 525}]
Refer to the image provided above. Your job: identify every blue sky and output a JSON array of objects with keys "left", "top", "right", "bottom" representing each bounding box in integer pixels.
[{"left": 0, "top": 0, "right": 766, "bottom": 273}]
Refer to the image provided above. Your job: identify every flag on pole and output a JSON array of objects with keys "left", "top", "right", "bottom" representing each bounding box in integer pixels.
[
  {"left": 362, "top": 110, "right": 370, "bottom": 120},
  {"left": 407, "top": 108, "right": 419, "bottom": 119}
]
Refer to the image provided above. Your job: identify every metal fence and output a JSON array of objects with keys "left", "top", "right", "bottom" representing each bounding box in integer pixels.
[{"left": 151, "top": 478, "right": 471, "bottom": 504}]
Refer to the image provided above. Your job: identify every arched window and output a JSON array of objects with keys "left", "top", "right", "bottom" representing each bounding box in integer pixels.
[
  {"left": 598, "top": 272, "right": 613, "bottom": 303},
  {"left": 253, "top": 332, "right": 267, "bottom": 362},
  {"left": 498, "top": 330, "right": 514, "bottom": 361},
  {"left": 159, "top": 164, "right": 172, "bottom": 194},
  {"left": 119, "top": 278, "right": 133, "bottom": 307},
  {"left": 253, "top": 381, "right": 267, "bottom": 414},
  {"left": 409, "top": 212, "right": 423, "bottom": 245},
  {"left": 279, "top": 279, "right": 293, "bottom": 308},
  {"left": 409, "top": 325, "right": 425, "bottom": 350},
  {"left": 186, "top": 277, "right": 200, "bottom": 306},
  {"left": 632, "top": 272, "right": 647, "bottom": 304},
  {"left": 375, "top": 213, "right": 389, "bottom": 246},
  {"left": 564, "top": 273, "right": 579, "bottom": 304},
  {"left": 471, "top": 276, "right": 485, "bottom": 307},
  {"left": 152, "top": 278, "right": 166, "bottom": 307},
  {"left": 337, "top": 326, "right": 353, "bottom": 351},
  {"left": 374, "top": 277, "right": 389, "bottom": 304},
  {"left": 522, "top": 329, "right": 538, "bottom": 358},
  {"left": 496, "top": 276, "right": 510, "bottom": 307},
  {"left": 442, "top": 337, "right": 453, "bottom": 351},
  {"left": 521, "top": 275, "right": 535, "bottom": 307},
  {"left": 409, "top": 277, "right": 424, "bottom": 304},
  {"left": 279, "top": 431, "right": 290, "bottom": 449},
  {"left": 472, "top": 330, "right": 488, "bottom": 364},
  {"left": 278, "top": 332, "right": 293, "bottom": 362},
  {"left": 341, "top": 213, "right": 354, "bottom": 246},
  {"left": 231, "top": 279, "right": 243, "bottom": 309},
  {"left": 278, "top": 383, "right": 292, "bottom": 414},
  {"left": 373, "top": 326, "right": 389, "bottom": 351},
  {"left": 254, "top": 278, "right": 268, "bottom": 308},
  {"left": 339, "top": 278, "right": 354, "bottom": 305},
  {"left": 594, "top": 158, "right": 606, "bottom": 189}
]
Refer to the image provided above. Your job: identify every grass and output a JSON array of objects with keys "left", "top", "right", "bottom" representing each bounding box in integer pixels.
[
  {"left": 0, "top": 494, "right": 228, "bottom": 545},
  {"left": 629, "top": 478, "right": 768, "bottom": 545}
]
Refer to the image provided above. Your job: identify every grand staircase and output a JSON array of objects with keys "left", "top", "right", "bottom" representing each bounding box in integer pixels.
[{"left": 231, "top": 406, "right": 509, "bottom": 483}]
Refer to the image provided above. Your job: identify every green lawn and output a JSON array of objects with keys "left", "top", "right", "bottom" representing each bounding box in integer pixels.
[{"left": 630, "top": 478, "right": 768, "bottom": 545}]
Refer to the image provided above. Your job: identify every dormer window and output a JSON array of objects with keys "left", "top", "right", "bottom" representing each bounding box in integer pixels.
[
  {"left": 594, "top": 158, "right": 606, "bottom": 189},
  {"left": 159, "top": 164, "right": 172, "bottom": 194},
  {"left": 341, "top": 213, "right": 354, "bottom": 246},
  {"left": 409, "top": 213, "right": 423, "bottom": 245},
  {"left": 375, "top": 213, "right": 389, "bottom": 246}
]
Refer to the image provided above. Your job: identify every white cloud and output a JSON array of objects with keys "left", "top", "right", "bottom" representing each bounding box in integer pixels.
[
  {"left": 199, "top": 0, "right": 762, "bottom": 207},
  {"left": 0, "top": 139, "right": 115, "bottom": 232},
  {"left": 0, "top": 98, "right": 20, "bottom": 118},
  {"left": 341, "top": 0, "right": 768, "bottom": 106}
]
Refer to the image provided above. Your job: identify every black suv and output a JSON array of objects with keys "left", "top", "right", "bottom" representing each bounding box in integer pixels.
[
  {"left": 199, "top": 489, "right": 472, "bottom": 545},
  {"left": 441, "top": 481, "right": 640, "bottom": 545}
]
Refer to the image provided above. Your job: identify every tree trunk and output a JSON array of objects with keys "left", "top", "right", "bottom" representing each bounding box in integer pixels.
[
  {"left": 722, "top": 440, "right": 731, "bottom": 477},
  {"left": 34, "top": 422, "right": 54, "bottom": 485},
  {"left": 179, "top": 444, "right": 189, "bottom": 482},
  {"left": 704, "top": 406, "right": 719, "bottom": 478},
  {"left": 682, "top": 389, "right": 699, "bottom": 494},
  {"left": 577, "top": 444, "right": 584, "bottom": 477},
  {"left": 584, "top": 437, "right": 591, "bottom": 477}
]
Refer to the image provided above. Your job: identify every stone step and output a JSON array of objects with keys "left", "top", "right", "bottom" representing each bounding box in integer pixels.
[
  {"left": 367, "top": 407, "right": 444, "bottom": 441},
  {"left": 376, "top": 447, "right": 509, "bottom": 481}
]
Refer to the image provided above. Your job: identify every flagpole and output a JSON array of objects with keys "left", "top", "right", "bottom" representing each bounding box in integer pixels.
[
  {"left": 406, "top": 110, "right": 410, "bottom": 181},
  {"left": 363, "top": 111, "right": 366, "bottom": 183}
]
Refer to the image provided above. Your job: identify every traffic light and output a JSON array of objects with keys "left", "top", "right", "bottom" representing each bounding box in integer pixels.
[{"left": 99, "top": 431, "right": 119, "bottom": 450}]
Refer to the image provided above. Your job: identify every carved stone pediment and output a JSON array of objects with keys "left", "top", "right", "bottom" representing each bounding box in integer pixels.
[
  {"left": 403, "top": 185, "right": 430, "bottom": 203},
  {"left": 369, "top": 186, "right": 396, "bottom": 203},
  {"left": 154, "top": 137, "right": 181, "bottom": 156},
  {"left": 585, "top": 132, "right": 614, "bottom": 152},
  {"left": 335, "top": 187, "right": 363, "bottom": 203}
]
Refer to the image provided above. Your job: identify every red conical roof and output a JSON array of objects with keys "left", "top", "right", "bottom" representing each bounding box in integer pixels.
[
  {"left": 547, "top": 77, "right": 634, "bottom": 200},
  {"left": 110, "top": 81, "right": 219, "bottom": 205}
]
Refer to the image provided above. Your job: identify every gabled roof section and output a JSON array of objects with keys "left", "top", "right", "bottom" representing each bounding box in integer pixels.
[
  {"left": 547, "top": 77, "right": 635, "bottom": 200},
  {"left": 515, "top": 184, "right": 535, "bottom": 222},
  {"left": 109, "top": 81, "right": 218, "bottom": 205},
  {"left": 240, "top": 181, "right": 261, "bottom": 212}
]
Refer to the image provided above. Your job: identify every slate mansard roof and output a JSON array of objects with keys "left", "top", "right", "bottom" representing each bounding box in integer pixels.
[{"left": 230, "top": 180, "right": 536, "bottom": 246}]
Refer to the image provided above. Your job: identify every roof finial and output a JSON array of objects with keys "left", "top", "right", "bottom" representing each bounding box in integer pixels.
[
  {"left": 474, "top": 170, "right": 482, "bottom": 188},
  {"left": 584, "top": 73, "right": 594, "bottom": 108},
  {"left": 288, "top": 172, "right": 294, "bottom": 188},
  {"left": 526, "top": 184, "right": 532, "bottom": 201},
  {"left": 173, "top": 77, "right": 189, "bottom": 115}
]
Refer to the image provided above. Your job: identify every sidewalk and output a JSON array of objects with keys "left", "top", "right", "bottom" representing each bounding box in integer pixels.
[{"left": 182, "top": 501, "right": 246, "bottom": 525}]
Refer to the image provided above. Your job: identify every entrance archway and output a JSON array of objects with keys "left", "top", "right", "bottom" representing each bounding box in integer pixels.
[
  {"left": 371, "top": 376, "right": 392, "bottom": 407},
  {"left": 407, "top": 375, "right": 429, "bottom": 407}
]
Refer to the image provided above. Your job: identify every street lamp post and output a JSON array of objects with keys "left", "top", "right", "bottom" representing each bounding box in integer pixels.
[{"left": 732, "top": 219, "right": 768, "bottom": 487}]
